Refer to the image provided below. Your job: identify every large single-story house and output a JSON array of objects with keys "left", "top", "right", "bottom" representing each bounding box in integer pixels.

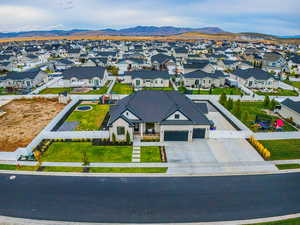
[
  {"left": 124, "top": 70, "right": 170, "bottom": 88},
  {"left": 280, "top": 98, "right": 300, "bottom": 126},
  {"left": 107, "top": 90, "right": 210, "bottom": 142},
  {"left": 1, "top": 70, "right": 48, "bottom": 89},
  {"left": 60, "top": 66, "right": 108, "bottom": 87},
  {"left": 230, "top": 68, "right": 278, "bottom": 89},
  {"left": 183, "top": 70, "right": 226, "bottom": 89},
  {"left": 151, "top": 54, "right": 176, "bottom": 74}
]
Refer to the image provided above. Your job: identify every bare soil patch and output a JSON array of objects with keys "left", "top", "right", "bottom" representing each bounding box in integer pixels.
[{"left": 0, "top": 98, "right": 65, "bottom": 152}]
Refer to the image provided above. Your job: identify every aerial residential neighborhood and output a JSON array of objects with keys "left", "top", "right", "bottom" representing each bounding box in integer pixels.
[{"left": 0, "top": 0, "right": 300, "bottom": 225}]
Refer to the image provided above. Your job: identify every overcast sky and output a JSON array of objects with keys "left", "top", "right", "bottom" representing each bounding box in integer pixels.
[{"left": 0, "top": 0, "right": 299, "bottom": 35}]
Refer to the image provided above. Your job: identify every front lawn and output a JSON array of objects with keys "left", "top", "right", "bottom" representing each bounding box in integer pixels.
[
  {"left": 143, "top": 87, "right": 174, "bottom": 91},
  {"left": 66, "top": 104, "right": 109, "bottom": 130},
  {"left": 39, "top": 88, "right": 73, "bottom": 94},
  {"left": 89, "top": 167, "right": 167, "bottom": 173},
  {"left": 111, "top": 83, "right": 133, "bottom": 94},
  {"left": 75, "top": 81, "right": 111, "bottom": 95},
  {"left": 255, "top": 88, "right": 299, "bottom": 96},
  {"left": 41, "top": 142, "right": 133, "bottom": 163},
  {"left": 260, "top": 139, "right": 300, "bottom": 160},
  {"left": 140, "top": 146, "right": 162, "bottom": 163},
  {"left": 283, "top": 80, "right": 300, "bottom": 89},
  {"left": 231, "top": 101, "right": 297, "bottom": 132},
  {"left": 0, "top": 164, "right": 37, "bottom": 171},
  {"left": 276, "top": 164, "right": 300, "bottom": 170},
  {"left": 188, "top": 87, "right": 243, "bottom": 95}
]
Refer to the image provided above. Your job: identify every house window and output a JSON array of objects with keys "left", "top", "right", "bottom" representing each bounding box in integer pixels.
[
  {"left": 161, "top": 80, "right": 163, "bottom": 84},
  {"left": 175, "top": 114, "right": 180, "bottom": 119},
  {"left": 117, "top": 126, "right": 125, "bottom": 135},
  {"left": 136, "top": 80, "right": 140, "bottom": 86}
]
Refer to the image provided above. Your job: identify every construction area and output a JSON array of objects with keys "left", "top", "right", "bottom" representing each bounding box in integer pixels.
[{"left": 0, "top": 97, "right": 65, "bottom": 152}]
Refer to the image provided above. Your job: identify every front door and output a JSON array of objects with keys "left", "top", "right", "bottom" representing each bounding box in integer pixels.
[{"left": 146, "top": 123, "right": 155, "bottom": 134}]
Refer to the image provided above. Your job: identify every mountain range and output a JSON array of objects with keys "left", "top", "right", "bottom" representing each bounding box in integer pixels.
[{"left": 0, "top": 26, "right": 226, "bottom": 38}]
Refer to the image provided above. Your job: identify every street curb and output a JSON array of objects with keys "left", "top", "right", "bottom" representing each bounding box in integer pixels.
[
  {"left": 0, "top": 213, "right": 300, "bottom": 225},
  {"left": 0, "top": 168, "right": 300, "bottom": 177}
]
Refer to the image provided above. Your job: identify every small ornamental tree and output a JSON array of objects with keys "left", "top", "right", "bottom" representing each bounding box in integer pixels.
[
  {"left": 112, "top": 133, "right": 116, "bottom": 143},
  {"left": 219, "top": 92, "right": 227, "bottom": 106},
  {"left": 209, "top": 88, "right": 212, "bottom": 95},
  {"left": 233, "top": 99, "right": 242, "bottom": 118},
  {"left": 270, "top": 98, "right": 276, "bottom": 110},
  {"left": 126, "top": 131, "right": 131, "bottom": 144},
  {"left": 263, "top": 95, "right": 270, "bottom": 107},
  {"left": 226, "top": 98, "right": 233, "bottom": 111},
  {"left": 81, "top": 149, "right": 89, "bottom": 166}
]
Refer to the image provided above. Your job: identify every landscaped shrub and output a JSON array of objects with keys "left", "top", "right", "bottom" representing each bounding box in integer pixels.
[
  {"left": 112, "top": 133, "right": 116, "bottom": 143},
  {"left": 126, "top": 131, "right": 131, "bottom": 144},
  {"left": 248, "top": 136, "right": 271, "bottom": 160}
]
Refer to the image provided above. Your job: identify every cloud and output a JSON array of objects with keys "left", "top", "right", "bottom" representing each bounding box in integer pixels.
[{"left": 0, "top": 0, "right": 299, "bottom": 35}]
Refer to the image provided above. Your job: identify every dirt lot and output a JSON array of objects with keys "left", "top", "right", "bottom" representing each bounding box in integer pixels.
[{"left": 0, "top": 98, "right": 65, "bottom": 152}]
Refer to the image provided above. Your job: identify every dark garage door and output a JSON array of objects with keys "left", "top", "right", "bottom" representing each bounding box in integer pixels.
[
  {"left": 164, "top": 131, "right": 189, "bottom": 141},
  {"left": 193, "top": 128, "right": 206, "bottom": 138}
]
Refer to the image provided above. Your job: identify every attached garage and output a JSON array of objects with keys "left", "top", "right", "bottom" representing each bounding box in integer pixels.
[
  {"left": 192, "top": 128, "right": 206, "bottom": 139},
  {"left": 164, "top": 130, "right": 189, "bottom": 141}
]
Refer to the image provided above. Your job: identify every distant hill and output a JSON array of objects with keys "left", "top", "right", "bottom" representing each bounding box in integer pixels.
[{"left": 0, "top": 26, "right": 226, "bottom": 38}]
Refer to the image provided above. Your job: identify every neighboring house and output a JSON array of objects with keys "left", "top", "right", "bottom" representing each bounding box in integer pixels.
[
  {"left": 183, "top": 70, "right": 226, "bottom": 89},
  {"left": 53, "top": 59, "right": 74, "bottom": 71},
  {"left": 151, "top": 54, "right": 176, "bottom": 74},
  {"left": 183, "top": 60, "right": 215, "bottom": 74},
  {"left": 288, "top": 56, "right": 300, "bottom": 75},
  {"left": 280, "top": 98, "right": 300, "bottom": 126},
  {"left": 124, "top": 70, "right": 170, "bottom": 88},
  {"left": 107, "top": 90, "right": 210, "bottom": 142},
  {"left": 173, "top": 47, "right": 189, "bottom": 59},
  {"left": 230, "top": 68, "right": 278, "bottom": 89},
  {"left": 60, "top": 66, "right": 108, "bottom": 87},
  {"left": 1, "top": 70, "right": 48, "bottom": 89},
  {"left": 262, "top": 52, "right": 286, "bottom": 74},
  {"left": 116, "top": 58, "right": 147, "bottom": 75}
]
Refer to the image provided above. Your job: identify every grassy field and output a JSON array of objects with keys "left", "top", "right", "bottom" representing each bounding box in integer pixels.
[
  {"left": 89, "top": 167, "right": 167, "bottom": 173},
  {"left": 66, "top": 104, "right": 109, "bottom": 130},
  {"left": 260, "top": 139, "right": 300, "bottom": 160},
  {"left": 143, "top": 87, "right": 174, "bottom": 91},
  {"left": 255, "top": 88, "right": 299, "bottom": 96},
  {"left": 111, "top": 83, "right": 133, "bottom": 94},
  {"left": 235, "top": 101, "right": 297, "bottom": 132},
  {"left": 246, "top": 217, "right": 300, "bottom": 225},
  {"left": 190, "top": 87, "right": 243, "bottom": 95},
  {"left": 0, "top": 87, "right": 17, "bottom": 95},
  {"left": 0, "top": 164, "right": 37, "bottom": 171},
  {"left": 41, "top": 142, "right": 133, "bottom": 163},
  {"left": 284, "top": 80, "right": 300, "bottom": 89},
  {"left": 276, "top": 164, "right": 300, "bottom": 170},
  {"left": 0, "top": 164, "right": 168, "bottom": 173},
  {"left": 39, "top": 87, "right": 74, "bottom": 94},
  {"left": 140, "top": 146, "right": 162, "bottom": 163}
]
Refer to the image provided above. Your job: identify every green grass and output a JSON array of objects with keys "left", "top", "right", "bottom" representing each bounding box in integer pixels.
[
  {"left": 111, "top": 83, "right": 133, "bottom": 94},
  {"left": 0, "top": 164, "right": 168, "bottom": 173},
  {"left": 283, "top": 80, "right": 300, "bottom": 89},
  {"left": 255, "top": 88, "right": 299, "bottom": 96},
  {"left": 39, "top": 87, "right": 73, "bottom": 94},
  {"left": 41, "top": 142, "right": 133, "bottom": 163},
  {"left": 260, "top": 139, "right": 300, "bottom": 160},
  {"left": 276, "top": 164, "right": 300, "bottom": 170},
  {"left": 89, "top": 167, "right": 167, "bottom": 173},
  {"left": 245, "top": 217, "right": 300, "bottom": 225},
  {"left": 66, "top": 104, "right": 109, "bottom": 130},
  {"left": 190, "top": 87, "right": 243, "bottom": 95},
  {"left": 0, "top": 164, "right": 37, "bottom": 171},
  {"left": 143, "top": 87, "right": 174, "bottom": 91},
  {"left": 140, "top": 146, "right": 162, "bottom": 163},
  {"left": 233, "top": 101, "right": 297, "bottom": 132},
  {"left": 0, "top": 87, "right": 17, "bottom": 95},
  {"left": 42, "top": 166, "right": 83, "bottom": 172}
]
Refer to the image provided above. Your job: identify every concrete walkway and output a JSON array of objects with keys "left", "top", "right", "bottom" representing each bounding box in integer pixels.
[
  {"left": 255, "top": 131, "right": 300, "bottom": 140},
  {"left": 106, "top": 77, "right": 116, "bottom": 94}
]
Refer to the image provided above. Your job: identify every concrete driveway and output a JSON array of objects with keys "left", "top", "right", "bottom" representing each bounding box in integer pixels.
[{"left": 165, "top": 139, "right": 277, "bottom": 174}]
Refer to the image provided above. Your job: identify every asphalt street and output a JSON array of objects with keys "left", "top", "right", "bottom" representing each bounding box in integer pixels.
[{"left": 0, "top": 173, "right": 300, "bottom": 223}]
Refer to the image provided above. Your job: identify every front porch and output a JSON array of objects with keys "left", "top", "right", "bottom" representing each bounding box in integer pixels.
[{"left": 133, "top": 122, "right": 160, "bottom": 139}]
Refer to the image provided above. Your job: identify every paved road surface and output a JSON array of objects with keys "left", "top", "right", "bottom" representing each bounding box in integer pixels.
[{"left": 0, "top": 173, "right": 300, "bottom": 223}]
